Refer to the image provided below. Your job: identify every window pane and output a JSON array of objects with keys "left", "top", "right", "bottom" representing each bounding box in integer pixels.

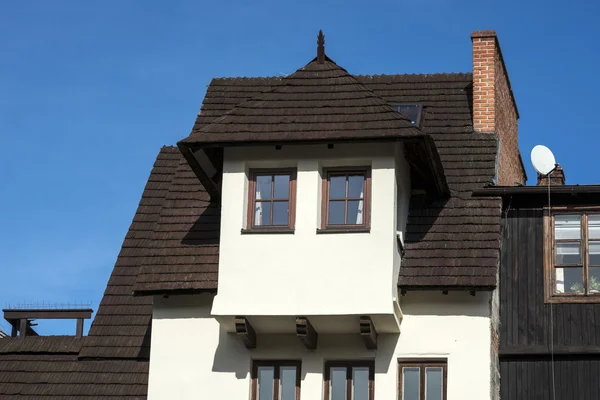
[
  {"left": 274, "top": 175, "right": 290, "bottom": 199},
  {"left": 556, "top": 242, "right": 581, "bottom": 265},
  {"left": 273, "top": 201, "right": 289, "bottom": 226},
  {"left": 255, "top": 202, "right": 272, "bottom": 226},
  {"left": 394, "top": 104, "right": 421, "bottom": 124},
  {"left": 330, "top": 176, "right": 346, "bottom": 199},
  {"left": 256, "top": 175, "right": 272, "bottom": 200},
  {"left": 555, "top": 267, "right": 583, "bottom": 294},
  {"left": 555, "top": 215, "right": 581, "bottom": 239},
  {"left": 258, "top": 367, "right": 274, "bottom": 400},
  {"left": 330, "top": 367, "right": 346, "bottom": 400},
  {"left": 590, "top": 267, "right": 600, "bottom": 294},
  {"left": 426, "top": 367, "right": 443, "bottom": 400},
  {"left": 402, "top": 367, "right": 420, "bottom": 400},
  {"left": 280, "top": 366, "right": 296, "bottom": 400},
  {"left": 348, "top": 175, "right": 365, "bottom": 198},
  {"left": 589, "top": 215, "right": 600, "bottom": 239},
  {"left": 352, "top": 367, "right": 369, "bottom": 400},
  {"left": 347, "top": 200, "right": 364, "bottom": 225},
  {"left": 328, "top": 201, "right": 346, "bottom": 225},
  {"left": 590, "top": 241, "right": 600, "bottom": 266}
]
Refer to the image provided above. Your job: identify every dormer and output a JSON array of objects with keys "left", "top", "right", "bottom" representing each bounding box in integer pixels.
[{"left": 175, "top": 31, "right": 448, "bottom": 344}]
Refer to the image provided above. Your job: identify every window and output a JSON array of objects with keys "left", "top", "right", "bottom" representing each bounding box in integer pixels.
[
  {"left": 391, "top": 104, "right": 423, "bottom": 126},
  {"left": 247, "top": 169, "right": 296, "bottom": 230},
  {"left": 545, "top": 211, "right": 600, "bottom": 302},
  {"left": 321, "top": 167, "right": 371, "bottom": 231},
  {"left": 251, "top": 360, "right": 301, "bottom": 400},
  {"left": 398, "top": 360, "right": 447, "bottom": 400},
  {"left": 324, "top": 361, "right": 374, "bottom": 400}
]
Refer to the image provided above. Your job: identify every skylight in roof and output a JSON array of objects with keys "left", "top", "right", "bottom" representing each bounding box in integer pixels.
[{"left": 391, "top": 104, "right": 423, "bottom": 126}]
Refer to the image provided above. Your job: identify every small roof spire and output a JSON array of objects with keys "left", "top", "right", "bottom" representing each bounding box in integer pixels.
[{"left": 317, "top": 30, "right": 325, "bottom": 64}]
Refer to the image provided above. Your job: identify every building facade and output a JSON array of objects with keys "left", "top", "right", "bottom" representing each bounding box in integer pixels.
[
  {"left": 138, "top": 30, "right": 524, "bottom": 400},
  {"left": 0, "top": 30, "right": 525, "bottom": 399}
]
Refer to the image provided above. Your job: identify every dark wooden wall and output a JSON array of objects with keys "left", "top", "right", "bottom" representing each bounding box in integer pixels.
[
  {"left": 500, "top": 208, "right": 600, "bottom": 399},
  {"left": 501, "top": 356, "right": 600, "bottom": 400},
  {"left": 501, "top": 208, "right": 600, "bottom": 350}
]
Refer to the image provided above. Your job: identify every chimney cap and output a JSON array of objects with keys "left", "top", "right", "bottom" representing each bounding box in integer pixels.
[
  {"left": 471, "top": 30, "right": 497, "bottom": 39},
  {"left": 537, "top": 164, "right": 566, "bottom": 186}
]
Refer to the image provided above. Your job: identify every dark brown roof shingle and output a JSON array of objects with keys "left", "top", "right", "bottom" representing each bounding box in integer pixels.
[
  {"left": 133, "top": 157, "right": 220, "bottom": 294},
  {"left": 181, "top": 59, "right": 426, "bottom": 144}
]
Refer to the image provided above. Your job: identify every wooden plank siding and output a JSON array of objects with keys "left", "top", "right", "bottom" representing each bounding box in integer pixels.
[{"left": 500, "top": 207, "right": 600, "bottom": 399}]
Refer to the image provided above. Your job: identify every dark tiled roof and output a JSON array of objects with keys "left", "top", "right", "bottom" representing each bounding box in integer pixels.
[
  {"left": 359, "top": 74, "right": 502, "bottom": 288},
  {"left": 179, "top": 58, "right": 449, "bottom": 198},
  {"left": 134, "top": 157, "right": 220, "bottom": 294},
  {"left": 191, "top": 72, "right": 501, "bottom": 289},
  {"left": 181, "top": 59, "right": 425, "bottom": 144},
  {"left": 0, "top": 352, "right": 147, "bottom": 398},
  {"left": 0, "top": 336, "right": 83, "bottom": 354}
]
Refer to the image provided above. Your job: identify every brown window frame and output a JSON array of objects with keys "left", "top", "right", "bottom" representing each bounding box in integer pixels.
[
  {"left": 397, "top": 359, "right": 447, "bottom": 400},
  {"left": 323, "top": 360, "right": 374, "bottom": 400},
  {"left": 320, "top": 167, "right": 371, "bottom": 233},
  {"left": 544, "top": 208, "right": 600, "bottom": 303},
  {"left": 251, "top": 360, "right": 301, "bottom": 400},
  {"left": 246, "top": 169, "right": 297, "bottom": 233}
]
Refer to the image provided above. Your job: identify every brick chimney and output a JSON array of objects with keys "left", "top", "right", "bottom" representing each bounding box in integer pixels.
[
  {"left": 471, "top": 30, "right": 526, "bottom": 186},
  {"left": 537, "top": 164, "right": 566, "bottom": 186}
]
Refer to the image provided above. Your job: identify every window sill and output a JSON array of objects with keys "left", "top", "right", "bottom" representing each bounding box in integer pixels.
[
  {"left": 545, "top": 294, "right": 600, "bottom": 304},
  {"left": 241, "top": 227, "right": 295, "bottom": 235},
  {"left": 316, "top": 227, "right": 371, "bottom": 234}
]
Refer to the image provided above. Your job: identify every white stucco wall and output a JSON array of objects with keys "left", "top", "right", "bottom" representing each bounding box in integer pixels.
[
  {"left": 212, "top": 143, "right": 408, "bottom": 325},
  {"left": 148, "top": 291, "right": 492, "bottom": 400}
]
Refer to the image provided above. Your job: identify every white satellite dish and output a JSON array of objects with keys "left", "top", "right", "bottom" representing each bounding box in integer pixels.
[{"left": 531, "top": 145, "right": 556, "bottom": 176}]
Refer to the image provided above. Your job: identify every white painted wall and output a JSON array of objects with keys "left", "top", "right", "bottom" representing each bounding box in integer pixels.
[
  {"left": 148, "top": 291, "right": 492, "bottom": 400},
  {"left": 212, "top": 143, "right": 408, "bottom": 330}
]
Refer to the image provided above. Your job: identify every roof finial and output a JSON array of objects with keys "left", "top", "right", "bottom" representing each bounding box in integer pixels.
[{"left": 317, "top": 30, "right": 325, "bottom": 64}]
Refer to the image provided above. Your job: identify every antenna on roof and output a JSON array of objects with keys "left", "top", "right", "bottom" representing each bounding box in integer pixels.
[
  {"left": 531, "top": 145, "right": 557, "bottom": 176},
  {"left": 317, "top": 30, "right": 325, "bottom": 64}
]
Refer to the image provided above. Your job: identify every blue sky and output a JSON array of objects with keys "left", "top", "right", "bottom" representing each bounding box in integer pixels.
[{"left": 1, "top": 0, "right": 599, "bottom": 334}]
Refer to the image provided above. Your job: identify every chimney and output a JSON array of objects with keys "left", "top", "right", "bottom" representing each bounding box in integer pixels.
[
  {"left": 537, "top": 164, "right": 566, "bottom": 186},
  {"left": 471, "top": 30, "right": 526, "bottom": 186}
]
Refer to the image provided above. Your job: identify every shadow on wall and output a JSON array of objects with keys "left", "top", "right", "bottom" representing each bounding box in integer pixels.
[
  {"left": 181, "top": 201, "right": 221, "bottom": 246},
  {"left": 211, "top": 328, "right": 399, "bottom": 379},
  {"left": 401, "top": 291, "right": 491, "bottom": 317}
]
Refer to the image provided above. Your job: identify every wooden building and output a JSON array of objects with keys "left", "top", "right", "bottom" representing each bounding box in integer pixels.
[{"left": 476, "top": 174, "right": 600, "bottom": 400}]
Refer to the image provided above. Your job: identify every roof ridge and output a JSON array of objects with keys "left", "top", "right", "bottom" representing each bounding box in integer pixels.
[
  {"left": 209, "top": 72, "right": 472, "bottom": 81},
  {"left": 355, "top": 72, "right": 472, "bottom": 78}
]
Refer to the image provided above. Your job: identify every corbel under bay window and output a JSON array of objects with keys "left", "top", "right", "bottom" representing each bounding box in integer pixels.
[{"left": 545, "top": 211, "right": 600, "bottom": 302}]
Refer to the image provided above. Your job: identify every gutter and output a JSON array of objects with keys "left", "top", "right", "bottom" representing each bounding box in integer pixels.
[{"left": 472, "top": 185, "right": 600, "bottom": 197}]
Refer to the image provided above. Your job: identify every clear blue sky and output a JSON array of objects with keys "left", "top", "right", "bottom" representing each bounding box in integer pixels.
[{"left": 1, "top": 0, "right": 598, "bottom": 334}]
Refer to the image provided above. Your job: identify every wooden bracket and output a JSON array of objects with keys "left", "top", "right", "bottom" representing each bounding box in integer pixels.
[
  {"left": 296, "top": 317, "right": 318, "bottom": 350},
  {"left": 18, "top": 319, "right": 27, "bottom": 340},
  {"left": 76, "top": 319, "right": 84, "bottom": 338},
  {"left": 235, "top": 316, "right": 256, "bottom": 349},
  {"left": 360, "top": 316, "right": 378, "bottom": 350}
]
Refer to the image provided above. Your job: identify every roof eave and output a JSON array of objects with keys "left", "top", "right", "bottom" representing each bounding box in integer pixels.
[
  {"left": 178, "top": 134, "right": 449, "bottom": 197},
  {"left": 472, "top": 185, "right": 600, "bottom": 197}
]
